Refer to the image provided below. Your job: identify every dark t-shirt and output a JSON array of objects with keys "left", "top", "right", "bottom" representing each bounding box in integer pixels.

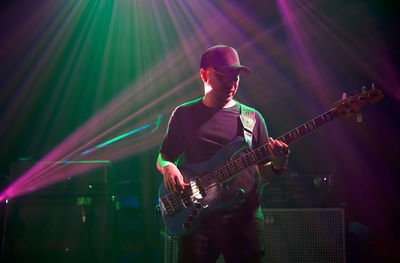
[{"left": 160, "top": 98, "right": 269, "bottom": 214}]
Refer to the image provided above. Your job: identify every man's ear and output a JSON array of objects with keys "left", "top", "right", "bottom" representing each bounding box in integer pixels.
[{"left": 200, "top": 68, "right": 207, "bottom": 82}]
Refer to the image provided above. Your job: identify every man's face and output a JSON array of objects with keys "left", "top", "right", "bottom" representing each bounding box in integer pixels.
[{"left": 206, "top": 68, "right": 240, "bottom": 102}]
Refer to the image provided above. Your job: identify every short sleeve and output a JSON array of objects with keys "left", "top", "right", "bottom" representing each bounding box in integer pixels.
[{"left": 159, "top": 107, "right": 184, "bottom": 162}]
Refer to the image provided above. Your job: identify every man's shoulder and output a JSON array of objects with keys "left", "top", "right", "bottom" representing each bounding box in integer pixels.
[
  {"left": 237, "top": 102, "right": 263, "bottom": 118},
  {"left": 175, "top": 98, "right": 203, "bottom": 111}
]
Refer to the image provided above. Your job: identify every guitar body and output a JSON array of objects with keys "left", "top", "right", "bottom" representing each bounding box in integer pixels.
[{"left": 158, "top": 139, "right": 248, "bottom": 237}]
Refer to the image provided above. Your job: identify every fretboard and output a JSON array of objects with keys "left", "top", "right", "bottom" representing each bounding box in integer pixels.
[{"left": 213, "top": 109, "right": 337, "bottom": 183}]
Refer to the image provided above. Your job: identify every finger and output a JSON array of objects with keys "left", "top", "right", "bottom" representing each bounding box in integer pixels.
[
  {"left": 274, "top": 140, "right": 283, "bottom": 148},
  {"left": 268, "top": 138, "right": 277, "bottom": 152},
  {"left": 168, "top": 179, "right": 175, "bottom": 192},
  {"left": 272, "top": 142, "right": 283, "bottom": 153},
  {"left": 175, "top": 176, "right": 189, "bottom": 187},
  {"left": 173, "top": 178, "right": 186, "bottom": 194},
  {"left": 169, "top": 177, "right": 178, "bottom": 192},
  {"left": 277, "top": 141, "right": 289, "bottom": 153},
  {"left": 275, "top": 140, "right": 290, "bottom": 154},
  {"left": 166, "top": 180, "right": 173, "bottom": 192}
]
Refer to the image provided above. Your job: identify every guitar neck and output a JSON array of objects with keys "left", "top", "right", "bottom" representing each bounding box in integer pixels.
[
  {"left": 277, "top": 109, "right": 336, "bottom": 144},
  {"left": 213, "top": 109, "right": 337, "bottom": 183}
]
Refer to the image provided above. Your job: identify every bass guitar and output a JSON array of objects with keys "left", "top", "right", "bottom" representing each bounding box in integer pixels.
[{"left": 158, "top": 88, "right": 383, "bottom": 237}]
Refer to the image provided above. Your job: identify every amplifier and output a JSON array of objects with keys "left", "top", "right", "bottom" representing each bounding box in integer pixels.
[
  {"left": 260, "top": 173, "right": 333, "bottom": 208},
  {"left": 2, "top": 161, "right": 118, "bottom": 263},
  {"left": 263, "top": 208, "right": 345, "bottom": 263},
  {"left": 2, "top": 196, "right": 118, "bottom": 263}
]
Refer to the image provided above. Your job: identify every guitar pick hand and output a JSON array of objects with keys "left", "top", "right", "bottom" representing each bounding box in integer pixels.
[{"left": 162, "top": 163, "right": 189, "bottom": 194}]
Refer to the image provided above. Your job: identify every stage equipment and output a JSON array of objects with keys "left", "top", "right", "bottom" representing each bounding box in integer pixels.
[
  {"left": 1, "top": 161, "right": 118, "bottom": 263},
  {"left": 262, "top": 208, "right": 345, "bottom": 263},
  {"left": 260, "top": 173, "right": 338, "bottom": 208},
  {"left": 260, "top": 173, "right": 334, "bottom": 208}
]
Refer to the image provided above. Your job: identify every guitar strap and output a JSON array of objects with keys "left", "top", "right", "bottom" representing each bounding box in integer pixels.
[{"left": 239, "top": 103, "right": 256, "bottom": 148}]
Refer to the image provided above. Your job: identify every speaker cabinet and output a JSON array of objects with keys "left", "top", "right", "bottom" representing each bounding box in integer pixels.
[
  {"left": 2, "top": 161, "right": 118, "bottom": 263},
  {"left": 163, "top": 208, "right": 345, "bottom": 263},
  {"left": 263, "top": 208, "right": 345, "bottom": 263}
]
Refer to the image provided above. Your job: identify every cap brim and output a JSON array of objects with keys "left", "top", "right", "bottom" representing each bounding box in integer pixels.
[{"left": 216, "top": 65, "right": 250, "bottom": 74}]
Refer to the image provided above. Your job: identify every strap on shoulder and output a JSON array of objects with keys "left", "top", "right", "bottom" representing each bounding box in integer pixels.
[{"left": 239, "top": 103, "right": 256, "bottom": 148}]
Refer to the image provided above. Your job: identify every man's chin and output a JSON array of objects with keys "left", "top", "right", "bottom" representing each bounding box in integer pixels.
[{"left": 219, "top": 94, "right": 234, "bottom": 103}]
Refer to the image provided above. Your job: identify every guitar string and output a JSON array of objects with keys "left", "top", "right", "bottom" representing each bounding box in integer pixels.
[{"left": 200, "top": 145, "right": 273, "bottom": 186}]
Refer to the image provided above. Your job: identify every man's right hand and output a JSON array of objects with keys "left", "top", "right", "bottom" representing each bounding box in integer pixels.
[
  {"left": 157, "top": 153, "right": 189, "bottom": 194},
  {"left": 162, "top": 163, "right": 189, "bottom": 194}
]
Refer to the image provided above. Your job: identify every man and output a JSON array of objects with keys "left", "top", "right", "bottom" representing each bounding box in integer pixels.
[{"left": 157, "top": 45, "right": 289, "bottom": 263}]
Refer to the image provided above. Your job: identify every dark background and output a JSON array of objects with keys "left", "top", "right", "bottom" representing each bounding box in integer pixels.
[{"left": 0, "top": 0, "right": 399, "bottom": 262}]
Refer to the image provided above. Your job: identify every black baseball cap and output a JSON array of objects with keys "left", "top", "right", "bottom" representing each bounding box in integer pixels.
[{"left": 200, "top": 45, "right": 250, "bottom": 74}]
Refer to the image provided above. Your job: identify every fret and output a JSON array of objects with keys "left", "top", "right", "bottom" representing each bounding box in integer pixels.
[
  {"left": 282, "top": 134, "right": 292, "bottom": 144},
  {"left": 221, "top": 169, "right": 228, "bottom": 181},
  {"left": 237, "top": 160, "right": 243, "bottom": 170},
  {"left": 215, "top": 169, "right": 223, "bottom": 182},
  {"left": 298, "top": 125, "right": 307, "bottom": 136},
  {"left": 249, "top": 152, "right": 256, "bottom": 162},
  {"left": 248, "top": 154, "right": 254, "bottom": 165},
  {"left": 247, "top": 153, "right": 253, "bottom": 163},
  {"left": 239, "top": 156, "right": 246, "bottom": 168},
  {"left": 323, "top": 111, "right": 333, "bottom": 121},
  {"left": 314, "top": 116, "right": 323, "bottom": 127},
  {"left": 239, "top": 159, "right": 244, "bottom": 169},
  {"left": 230, "top": 163, "right": 237, "bottom": 174},
  {"left": 290, "top": 130, "right": 299, "bottom": 140},
  {"left": 228, "top": 164, "right": 234, "bottom": 176},
  {"left": 233, "top": 161, "right": 239, "bottom": 173},
  {"left": 306, "top": 121, "right": 315, "bottom": 131},
  {"left": 243, "top": 155, "right": 250, "bottom": 166},
  {"left": 261, "top": 145, "right": 269, "bottom": 156},
  {"left": 254, "top": 151, "right": 261, "bottom": 163},
  {"left": 221, "top": 168, "right": 229, "bottom": 181},
  {"left": 255, "top": 148, "right": 263, "bottom": 160},
  {"left": 244, "top": 155, "right": 251, "bottom": 166},
  {"left": 225, "top": 165, "right": 231, "bottom": 176},
  {"left": 218, "top": 169, "right": 225, "bottom": 182}
]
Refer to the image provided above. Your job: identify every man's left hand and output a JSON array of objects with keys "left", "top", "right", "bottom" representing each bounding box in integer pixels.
[{"left": 268, "top": 137, "right": 290, "bottom": 170}]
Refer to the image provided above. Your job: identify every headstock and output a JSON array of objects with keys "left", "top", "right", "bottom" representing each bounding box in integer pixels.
[{"left": 333, "top": 87, "right": 383, "bottom": 118}]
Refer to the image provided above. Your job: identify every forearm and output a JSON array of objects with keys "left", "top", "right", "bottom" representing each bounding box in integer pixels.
[{"left": 157, "top": 153, "right": 175, "bottom": 174}]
